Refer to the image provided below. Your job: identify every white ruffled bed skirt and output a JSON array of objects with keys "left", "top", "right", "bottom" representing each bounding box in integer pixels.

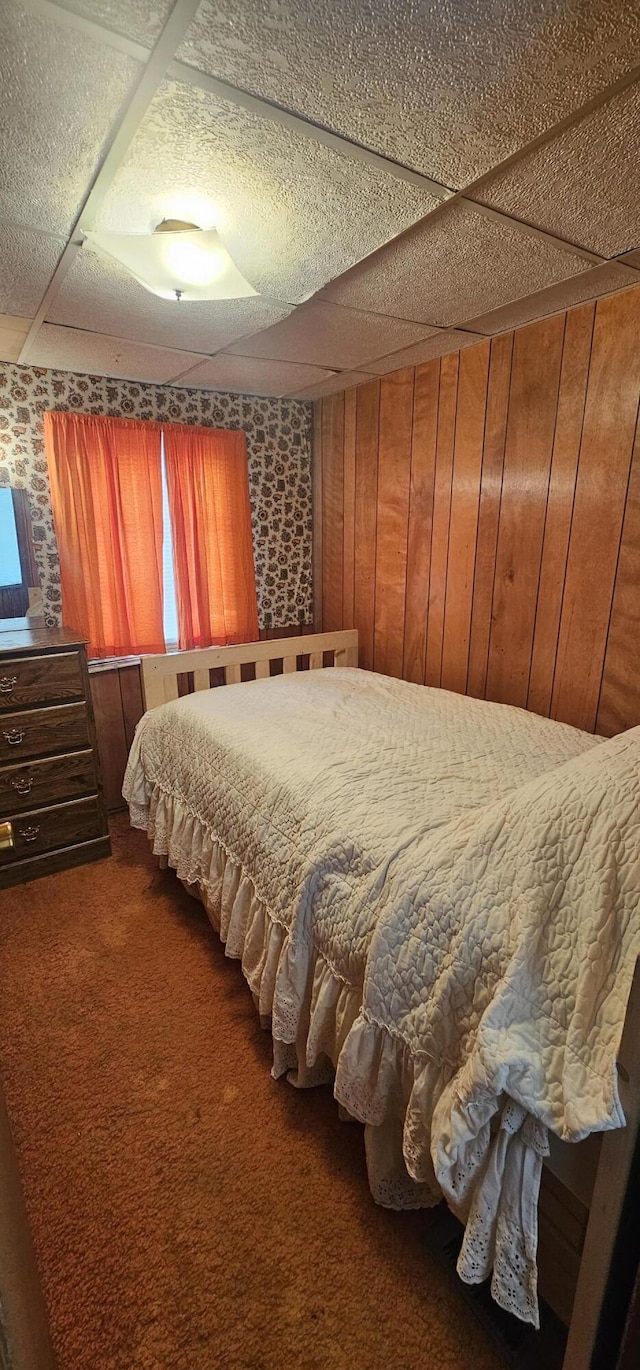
[{"left": 129, "top": 787, "right": 546, "bottom": 1326}]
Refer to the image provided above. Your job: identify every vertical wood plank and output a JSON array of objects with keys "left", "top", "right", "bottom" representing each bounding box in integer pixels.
[
  {"left": 403, "top": 359, "right": 439, "bottom": 684},
  {"left": 342, "top": 387, "right": 357, "bottom": 628},
  {"left": 596, "top": 422, "right": 640, "bottom": 735},
  {"left": 441, "top": 340, "right": 490, "bottom": 694},
  {"left": 425, "top": 352, "right": 458, "bottom": 687},
  {"left": 528, "top": 303, "right": 595, "bottom": 717},
  {"left": 119, "top": 664, "right": 145, "bottom": 749},
  {"left": 321, "top": 393, "right": 344, "bottom": 632},
  {"left": 552, "top": 289, "right": 640, "bottom": 731},
  {"left": 90, "top": 670, "right": 129, "bottom": 812},
  {"left": 353, "top": 380, "right": 380, "bottom": 672},
  {"left": 486, "top": 314, "right": 565, "bottom": 707},
  {"left": 312, "top": 402, "right": 323, "bottom": 631},
  {"left": 374, "top": 369, "right": 414, "bottom": 678},
  {"left": 467, "top": 331, "right": 513, "bottom": 699}
]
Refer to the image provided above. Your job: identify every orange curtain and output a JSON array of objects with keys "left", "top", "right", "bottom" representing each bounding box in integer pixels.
[
  {"left": 164, "top": 426, "right": 259, "bottom": 650},
  {"left": 45, "top": 411, "right": 164, "bottom": 659}
]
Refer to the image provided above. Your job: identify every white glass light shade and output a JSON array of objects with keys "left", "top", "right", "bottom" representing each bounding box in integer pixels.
[{"left": 85, "top": 227, "right": 258, "bottom": 301}]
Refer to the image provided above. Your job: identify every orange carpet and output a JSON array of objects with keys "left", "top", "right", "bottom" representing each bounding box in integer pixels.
[{"left": 0, "top": 816, "right": 502, "bottom": 1370}]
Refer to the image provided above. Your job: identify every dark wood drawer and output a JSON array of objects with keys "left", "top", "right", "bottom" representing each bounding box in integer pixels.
[
  {"left": 0, "top": 652, "right": 83, "bottom": 711},
  {"left": 0, "top": 703, "right": 89, "bottom": 762},
  {"left": 0, "top": 750, "right": 97, "bottom": 814},
  {"left": 0, "top": 797, "right": 103, "bottom": 865}
]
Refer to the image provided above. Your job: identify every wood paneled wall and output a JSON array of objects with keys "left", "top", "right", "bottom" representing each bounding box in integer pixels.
[{"left": 314, "top": 286, "right": 640, "bottom": 736}]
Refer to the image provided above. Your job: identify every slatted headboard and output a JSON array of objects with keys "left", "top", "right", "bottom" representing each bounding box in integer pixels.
[{"left": 140, "top": 629, "right": 359, "bottom": 710}]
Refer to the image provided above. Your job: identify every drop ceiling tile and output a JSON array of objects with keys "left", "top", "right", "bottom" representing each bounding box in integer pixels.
[
  {"left": 97, "top": 78, "right": 444, "bottom": 303},
  {"left": 27, "top": 325, "right": 202, "bottom": 384},
  {"left": 177, "top": 355, "right": 335, "bottom": 397},
  {"left": 0, "top": 225, "right": 65, "bottom": 316},
  {"left": 227, "top": 301, "right": 441, "bottom": 369},
  {"left": 49, "top": 247, "right": 294, "bottom": 352},
  {"left": 320, "top": 202, "right": 591, "bottom": 324},
  {"left": 64, "top": 0, "right": 174, "bottom": 46},
  {"left": 288, "top": 371, "right": 376, "bottom": 401},
  {"left": 176, "top": 0, "right": 640, "bottom": 187},
  {"left": 464, "top": 263, "right": 640, "bottom": 335},
  {"left": 366, "top": 330, "right": 484, "bottom": 374},
  {"left": 1, "top": 4, "right": 141, "bottom": 238},
  {"left": 0, "top": 315, "right": 31, "bottom": 364},
  {"left": 473, "top": 83, "right": 640, "bottom": 256}
]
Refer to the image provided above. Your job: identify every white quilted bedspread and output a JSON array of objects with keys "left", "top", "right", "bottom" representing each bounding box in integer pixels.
[
  {"left": 124, "top": 667, "right": 598, "bottom": 996},
  {"left": 335, "top": 722, "right": 640, "bottom": 1322},
  {"left": 123, "top": 666, "right": 612, "bottom": 1322}
]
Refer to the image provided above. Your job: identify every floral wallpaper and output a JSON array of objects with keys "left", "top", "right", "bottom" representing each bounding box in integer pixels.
[{"left": 0, "top": 362, "right": 313, "bottom": 630}]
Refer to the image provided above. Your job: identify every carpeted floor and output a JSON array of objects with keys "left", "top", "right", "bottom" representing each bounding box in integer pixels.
[{"left": 0, "top": 816, "right": 503, "bottom": 1370}]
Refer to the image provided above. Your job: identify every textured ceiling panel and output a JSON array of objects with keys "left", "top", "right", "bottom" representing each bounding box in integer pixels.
[
  {"left": 28, "top": 325, "right": 202, "bottom": 384},
  {"left": 96, "top": 79, "right": 443, "bottom": 302},
  {"left": 1, "top": 4, "right": 141, "bottom": 238},
  {"left": 465, "top": 263, "right": 640, "bottom": 335},
  {"left": 289, "top": 370, "right": 376, "bottom": 401},
  {"left": 178, "top": 355, "right": 335, "bottom": 396},
  {"left": 49, "top": 247, "right": 294, "bottom": 352},
  {"left": 474, "top": 84, "right": 640, "bottom": 256},
  {"left": 0, "top": 315, "right": 31, "bottom": 364},
  {"left": 63, "top": 0, "right": 173, "bottom": 45},
  {"left": 320, "top": 202, "right": 590, "bottom": 324},
  {"left": 0, "top": 225, "right": 64, "bottom": 316},
  {"left": 366, "top": 330, "right": 484, "bottom": 374},
  {"left": 176, "top": 0, "right": 640, "bottom": 187},
  {"left": 227, "top": 301, "right": 441, "bottom": 369}
]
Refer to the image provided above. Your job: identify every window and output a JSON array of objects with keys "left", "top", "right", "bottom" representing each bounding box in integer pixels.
[{"left": 44, "top": 411, "right": 259, "bottom": 660}]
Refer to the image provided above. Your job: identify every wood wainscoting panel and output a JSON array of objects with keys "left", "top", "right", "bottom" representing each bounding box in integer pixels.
[
  {"left": 552, "top": 288, "right": 640, "bottom": 733},
  {"left": 374, "top": 369, "right": 414, "bottom": 679},
  {"left": 321, "top": 393, "right": 345, "bottom": 633},
  {"left": 342, "top": 388, "right": 357, "bottom": 632},
  {"left": 441, "top": 340, "right": 490, "bottom": 696},
  {"left": 527, "top": 302, "right": 595, "bottom": 719},
  {"left": 466, "top": 331, "right": 513, "bottom": 700},
  {"left": 314, "top": 279, "right": 640, "bottom": 736},
  {"left": 485, "top": 313, "right": 565, "bottom": 709},
  {"left": 597, "top": 427, "right": 640, "bottom": 736},
  {"left": 402, "top": 360, "right": 440, "bottom": 685},
  {"left": 353, "top": 380, "right": 380, "bottom": 673},
  {"left": 425, "top": 352, "right": 459, "bottom": 688}
]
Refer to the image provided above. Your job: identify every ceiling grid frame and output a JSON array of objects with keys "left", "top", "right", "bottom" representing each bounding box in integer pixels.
[
  {"left": 17, "top": 0, "right": 203, "bottom": 364},
  {"left": 7, "top": 0, "right": 640, "bottom": 384}
]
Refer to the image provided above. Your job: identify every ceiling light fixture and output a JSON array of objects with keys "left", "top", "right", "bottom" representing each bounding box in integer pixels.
[{"left": 85, "top": 220, "right": 258, "bottom": 303}]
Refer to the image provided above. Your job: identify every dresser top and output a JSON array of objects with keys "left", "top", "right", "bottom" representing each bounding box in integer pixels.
[{"left": 0, "top": 621, "right": 86, "bottom": 656}]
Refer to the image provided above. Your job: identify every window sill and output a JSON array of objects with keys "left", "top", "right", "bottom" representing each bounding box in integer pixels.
[{"left": 88, "top": 655, "right": 142, "bottom": 673}]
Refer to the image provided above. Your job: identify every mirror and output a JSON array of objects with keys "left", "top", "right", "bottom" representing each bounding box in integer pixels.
[{"left": 0, "top": 486, "right": 43, "bottom": 621}]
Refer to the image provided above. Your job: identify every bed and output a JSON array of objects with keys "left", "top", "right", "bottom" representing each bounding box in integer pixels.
[{"left": 123, "top": 630, "right": 640, "bottom": 1357}]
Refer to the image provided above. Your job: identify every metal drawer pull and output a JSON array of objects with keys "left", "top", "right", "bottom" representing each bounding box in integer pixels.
[
  {"left": 0, "top": 676, "right": 17, "bottom": 694},
  {"left": 18, "top": 824, "right": 40, "bottom": 843},
  {"left": 3, "top": 729, "right": 25, "bottom": 745},
  {"left": 0, "top": 821, "right": 14, "bottom": 851},
  {"left": 11, "top": 775, "right": 33, "bottom": 794}
]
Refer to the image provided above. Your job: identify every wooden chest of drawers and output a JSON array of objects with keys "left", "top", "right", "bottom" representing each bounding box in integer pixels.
[{"left": 0, "top": 623, "right": 110, "bottom": 888}]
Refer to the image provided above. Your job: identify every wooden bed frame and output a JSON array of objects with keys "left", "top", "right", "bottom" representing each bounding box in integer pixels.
[
  {"left": 137, "top": 627, "right": 639, "bottom": 1367},
  {"left": 140, "top": 628, "right": 359, "bottom": 710}
]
